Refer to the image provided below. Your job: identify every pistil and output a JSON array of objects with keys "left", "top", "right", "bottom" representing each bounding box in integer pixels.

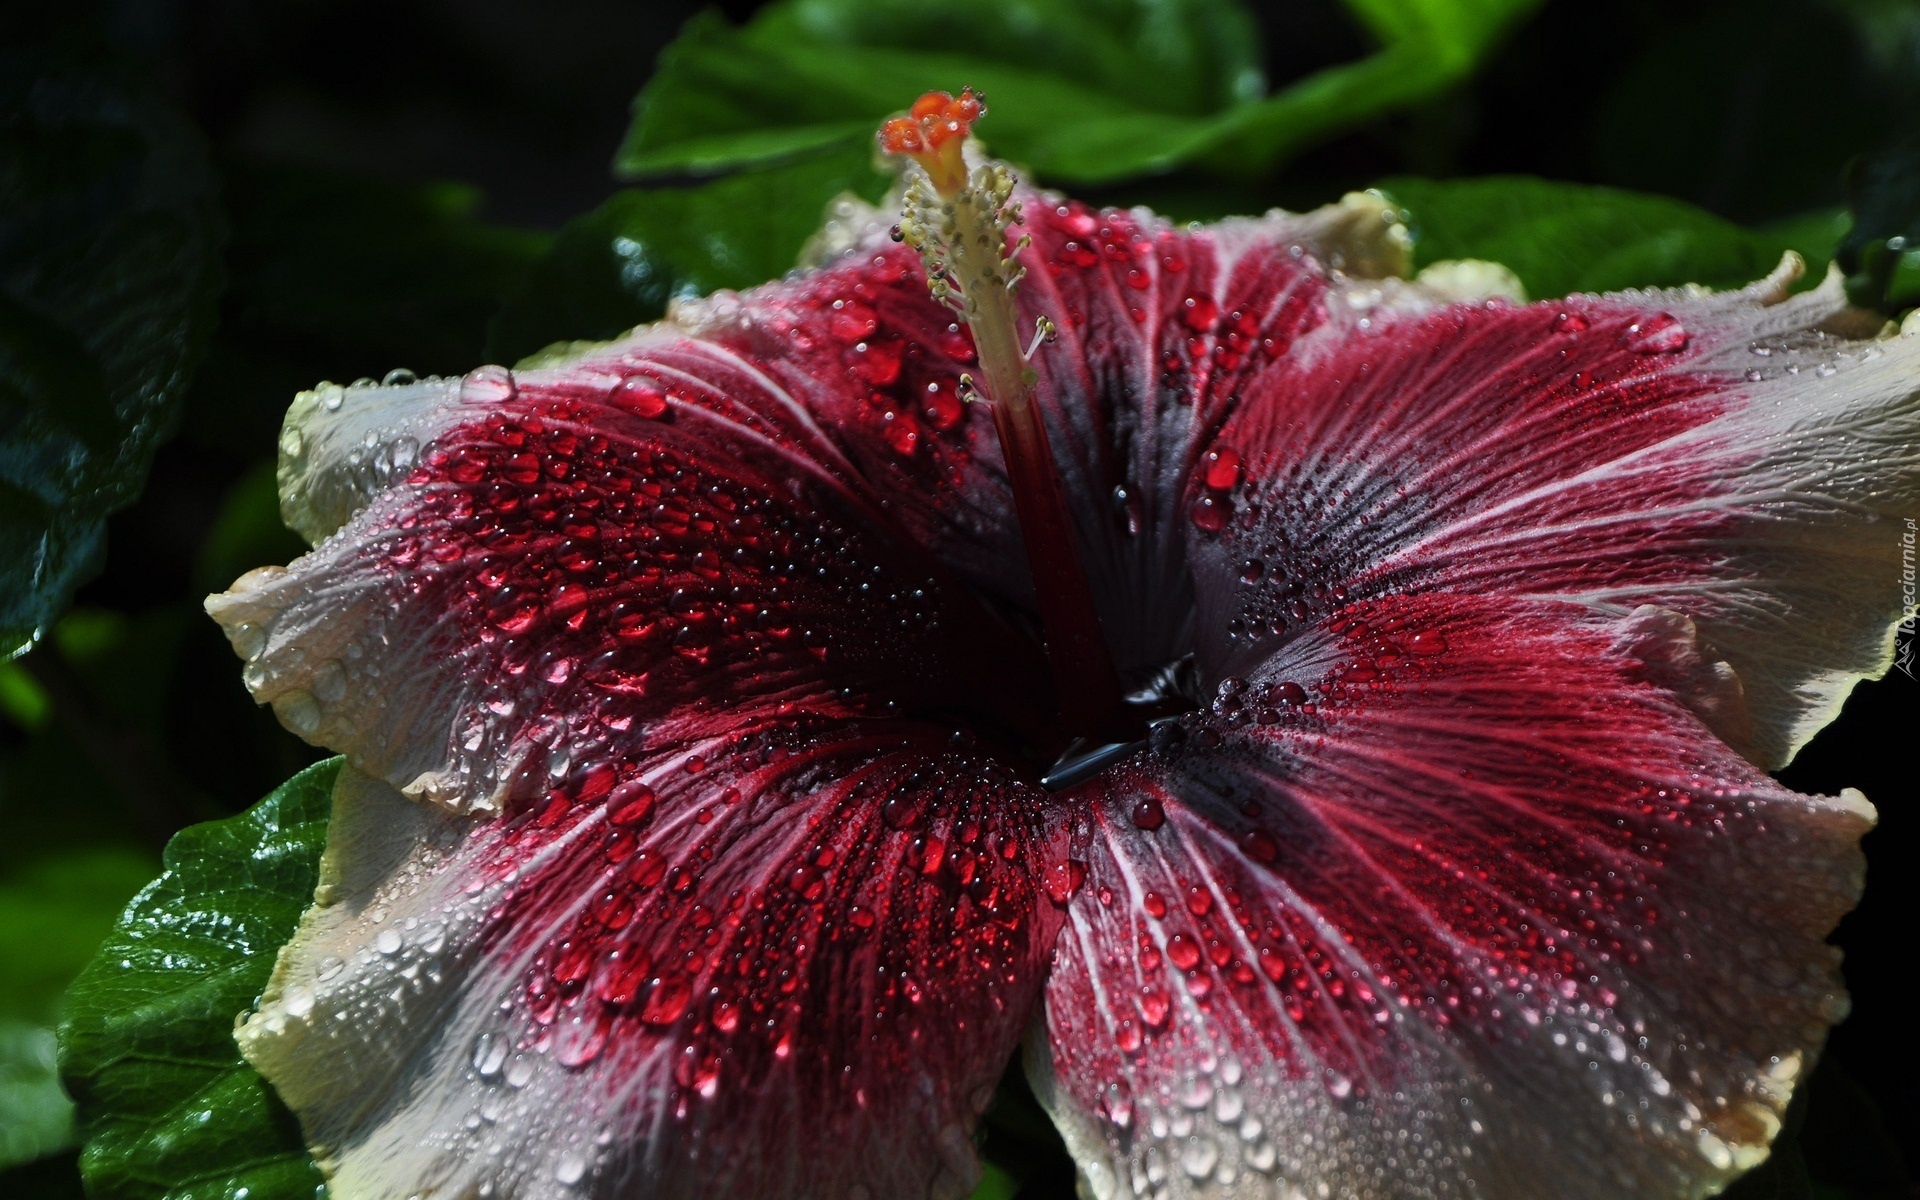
[{"left": 881, "top": 91, "right": 1124, "bottom": 738}]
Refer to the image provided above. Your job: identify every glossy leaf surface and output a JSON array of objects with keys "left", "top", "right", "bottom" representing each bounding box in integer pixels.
[
  {"left": 1382, "top": 175, "right": 1840, "bottom": 299},
  {"left": 59, "top": 760, "right": 339, "bottom": 1200},
  {"left": 616, "top": 0, "right": 1543, "bottom": 185}
]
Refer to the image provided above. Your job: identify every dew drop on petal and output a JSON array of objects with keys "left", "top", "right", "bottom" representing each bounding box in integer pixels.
[
  {"left": 555, "top": 1013, "right": 608, "bottom": 1068},
  {"left": 1043, "top": 860, "right": 1088, "bottom": 904},
  {"left": 1238, "top": 829, "right": 1279, "bottom": 864},
  {"left": 883, "top": 412, "right": 922, "bottom": 456},
  {"left": 472, "top": 1032, "right": 508, "bottom": 1079},
  {"left": 1139, "top": 987, "right": 1171, "bottom": 1028},
  {"left": 1407, "top": 630, "right": 1449, "bottom": 657},
  {"left": 1202, "top": 447, "right": 1243, "bottom": 491},
  {"left": 1190, "top": 494, "right": 1231, "bottom": 533},
  {"left": 612, "top": 377, "right": 669, "bottom": 418},
  {"left": 1181, "top": 294, "right": 1220, "bottom": 332},
  {"left": 273, "top": 689, "right": 321, "bottom": 737},
  {"left": 608, "top": 784, "right": 657, "bottom": 826},
  {"left": 640, "top": 975, "right": 692, "bottom": 1026},
  {"left": 1621, "top": 313, "right": 1688, "bottom": 354},
  {"left": 460, "top": 365, "right": 517, "bottom": 406},
  {"left": 1130, "top": 797, "right": 1165, "bottom": 830}
]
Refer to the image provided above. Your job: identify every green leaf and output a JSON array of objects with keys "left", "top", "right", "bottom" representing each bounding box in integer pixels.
[
  {"left": 1379, "top": 175, "right": 1835, "bottom": 299},
  {"left": 59, "top": 759, "right": 340, "bottom": 1200},
  {"left": 0, "top": 40, "right": 224, "bottom": 657},
  {"left": 2, "top": 1020, "right": 72, "bottom": 1170},
  {"left": 0, "top": 849, "right": 157, "bottom": 1169},
  {"left": 1, "top": 848, "right": 158, "bottom": 1026},
  {"left": 489, "top": 142, "right": 891, "bottom": 364},
  {"left": 1837, "top": 135, "right": 1920, "bottom": 315},
  {"left": 964, "top": 1161, "right": 1020, "bottom": 1200},
  {"left": 616, "top": 0, "right": 1544, "bottom": 187}
]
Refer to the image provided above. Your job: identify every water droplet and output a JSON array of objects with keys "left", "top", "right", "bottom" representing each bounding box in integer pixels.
[
  {"left": 272, "top": 690, "right": 321, "bottom": 737},
  {"left": 612, "top": 377, "right": 669, "bottom": 418},
  {"left": 640, "top": 975, "right": 692, "bottom": 1026},
  {"left": 1406, "top": 630, "right": 1448, "bottom": 657},
  {"left": 1246, "top": 1139, "right": 1278, "bottom": 1172},
  {"left": 554, "top": 1153, "right": 587, "bottom": 1186},
  {"left": 1112, "top": 483, "right": 1144, "bottom": 537},
  {"left": 1552, "top": 312, "right": 1588, "bottom": 334},
  {"left": 505, "top": 1054, "right": 534, "bottom": 1088},
  {"left": 883, "top": 412, "right": 922, "bottom": 456},
  {"left": 1190, "top": 494, "right": 1231, "bottom": 533},
  {"left": 1042, "top": 860, "right": 1088, "bottom": 903},
  {"left": 1202, "top": 447, "right": 1243, "bottom": 491},
  {"left": 375, "top": 929, "right": 403, "bottom": 956},
  {"left": 922, "top": 380, "right": 965, "bottom": 430},
  {"left": 382, "top": 367, "right": 417, "bottom": 386},
  {"left": 1620, "top": 313, "right": 1688, "bottom": 354},
  {"left": 555, "top": 1013, "right": 608, "bottom": 1067},
  {"left": 281, "top": 986, "right": 314, "bottom": 1019},
  {"left": 231, "top": 622, "right": 268, "bottom": 660},
  {"left": 311, "top": 660, "right": 347, "bottom": 704},
  {"left": 1180, "top": 1136, "right": 1219, "bottom": 1179},
  {"left": 461, "top": 365, "right": 518, "bottom": 406},
  {"left": 473, "top": 1032, "right": 508, "bottom": 1079},
  {"left": 1181, "top": 294, "right": 1220, "bottom": 333},
  {"left": 1238, "top": 829, "right": 1279, "bottom": 864},
  {"left": 315, "top": 956, "right": 344, "bottom": 981},
  {"left": 1130, "top": 797, "right": 1165, "bottom": 830},
  {"left": 609, "top": 783, "right": 657, "bottom": 826}
]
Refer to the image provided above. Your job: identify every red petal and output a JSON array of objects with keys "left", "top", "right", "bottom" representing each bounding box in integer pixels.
[
  {"left": 208, "top": 316, "right": 1067, "bottom": 1196},
  {"left": 240, "top": 730, "right": 1062, "bottom": 1199},
  {"left": 1034, "top": 593, "right": 1868, "bottom": 1199},
  {"left": 1186, "top": 265, "right": 1920, "bottom": 766}
]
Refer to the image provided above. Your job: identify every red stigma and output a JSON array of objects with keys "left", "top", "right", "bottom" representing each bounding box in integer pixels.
[{"left": 879, "top": 88, "right": 984, "bottom": 195}]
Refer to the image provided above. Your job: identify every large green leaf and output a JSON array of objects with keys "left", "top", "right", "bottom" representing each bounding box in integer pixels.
[
  {"left": 616, "top": 0, "right": 1544, "bottom": 186},
  {"left": 1380, "top": 175, "right": 1844, "bottom": 299},
  {"left": 59, "top": 759, "right": 339, "bottom": 1200},
  {"left": 0, "top": 41, "right": 224, "bottom": 657},
  {"left": 489, "top": 141, "right": 891, "bottom": 364}
]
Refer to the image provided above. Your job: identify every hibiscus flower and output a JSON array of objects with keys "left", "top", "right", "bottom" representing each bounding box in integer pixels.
[{"left": 206, "top": 92, "right": 1919, "bottom": 1200}]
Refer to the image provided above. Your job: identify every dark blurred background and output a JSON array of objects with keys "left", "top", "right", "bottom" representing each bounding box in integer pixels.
[{"left": 2, "top": 1, "right": 1917, "bottom": 1196}]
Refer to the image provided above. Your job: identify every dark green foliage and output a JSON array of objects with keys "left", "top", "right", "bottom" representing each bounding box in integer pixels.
[
  {"left": 0, "top": 39, "right": 224, "bottom": 656},
  {"left": 1383, "top": 175, "right": 1841, "bottom": 299},
  {"left": 1837, "top": 136, "right": 1920, "bottom": 315},
  {"left": 616, "top": 0, "right": 1543, "bottom": 185},
  {"left": 58, "top": 759, "right": 340, "bottom": 1200}
]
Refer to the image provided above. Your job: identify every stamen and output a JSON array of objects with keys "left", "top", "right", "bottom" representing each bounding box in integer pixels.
[
  {"left": 881, "top": 91, "right": 1125, "bottom": 739},
  {"left": 1023, "top": 316, "right": 1057, "bottom": 362}
]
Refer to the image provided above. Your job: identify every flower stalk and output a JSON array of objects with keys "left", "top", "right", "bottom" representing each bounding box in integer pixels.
[{"left": 882, "top": 90, "right": 1125, "bottom": 739}]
